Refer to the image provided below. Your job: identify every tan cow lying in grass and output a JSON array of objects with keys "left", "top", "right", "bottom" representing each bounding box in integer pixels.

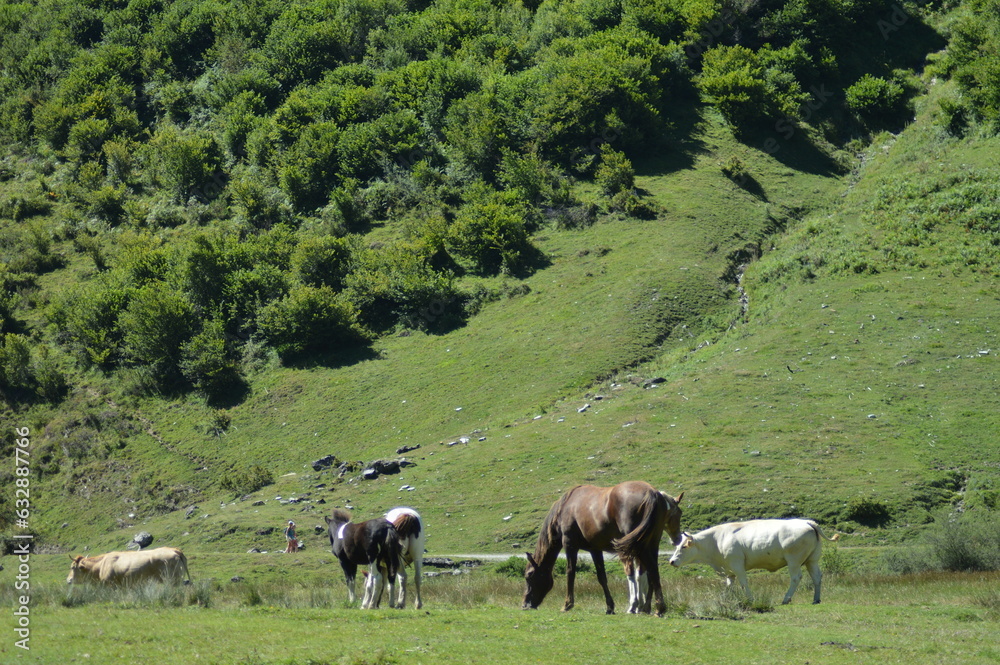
[{"left": 67, "top": 547, "right": 190, "bottom": 586}]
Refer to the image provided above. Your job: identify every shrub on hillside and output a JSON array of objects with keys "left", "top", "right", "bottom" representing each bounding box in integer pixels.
[
  {"left": 844, "top": 495, "right": 892, "bottom": 526},
  {"left": 946, "top": 2, "right": 1000, "bottom": 127},
  {"left": 278, "top": 122, "right": 340, "bottom": 212},
  {"left": 845, "top": 74, "right": 908, "bottom": 126},
  {"left": 595, "top": 148, "right": 635, "bottom": 197},
  {"left": 446, "top": 189, "right": 536, "bottom": 275},
  {"left": 292, "top": 236, "right": 352, "bottom": 289},
  {"left": 884, "top": 510, "right": 1000, "bottom": 574},
  {"left": 344, "top": 242, "right": 460, "bottom": 332},
  {"left": 50, "top": 281, "right": 131, "bottom": 369},
  {"left": 697, "top": 45, "right": 806, "bottom": 130},
  {"left": 180, "top": 317, "right": 243, "bottom": 400},
  {"left": 219, "top": 464, "right": 274, "bottom": 496},
  {"left": 924, "top": 511, "right": 1000, "bottom": 572},
  {"left": 0, "top": 334, "right": 67, "bottom": 403},
  {"left": 146, "top": 127, "right": 225, "bottom": 204},
  {"left": 257, "top": 285, "right": 370, "bottom": 359},
  {"left": 492, "top": 556, "right": 526, "bottom": 578},
  {"left": 119, "top": 282, "right": 197, "bottom": 384}
]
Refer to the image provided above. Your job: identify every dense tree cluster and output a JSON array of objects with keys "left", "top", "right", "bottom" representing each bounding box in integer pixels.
[{"left": 0, "top": 0, "right": 978, "bottom": 404}]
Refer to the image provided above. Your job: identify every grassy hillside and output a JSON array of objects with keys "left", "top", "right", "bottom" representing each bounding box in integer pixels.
[
  {"left": 23, "top": 91, "right": 1000, "bottom": 560},
  {"left": 1, "top": 0, "right": 999, "bottom": 570}
]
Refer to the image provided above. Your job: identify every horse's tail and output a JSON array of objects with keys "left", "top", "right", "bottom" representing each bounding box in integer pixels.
[
  {"left": 612, "top": 489, "right": 668, "bottom": 562},
  {"left": 391, "top": 512, "right": 422, "bottom": 566},
  {"left": 392, "top": 512, "right": 422, "bottom": 541},
  {"left": 380, "top": 525, "right": 403, "bottom": 580}
]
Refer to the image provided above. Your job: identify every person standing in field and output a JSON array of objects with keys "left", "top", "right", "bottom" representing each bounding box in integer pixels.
[{"left": 284, "top": 520, "right": 299, "bottom": 553}]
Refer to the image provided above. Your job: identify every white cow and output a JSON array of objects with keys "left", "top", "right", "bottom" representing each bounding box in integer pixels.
[{"left": 668, "top": 518, "right": 839, "bottom": 604}]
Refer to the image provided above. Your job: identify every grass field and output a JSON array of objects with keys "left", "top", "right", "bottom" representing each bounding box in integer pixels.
[{"left": 3, "top": 562, "right": 998, "bottom": 665}]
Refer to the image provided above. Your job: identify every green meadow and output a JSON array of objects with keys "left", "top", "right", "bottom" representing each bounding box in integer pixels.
[
  {"left": 3, "top": 563, "right": 999, "bottom": 664},
  {"left": 2, "top": 1, "right": 1000, "bottom": 663}
]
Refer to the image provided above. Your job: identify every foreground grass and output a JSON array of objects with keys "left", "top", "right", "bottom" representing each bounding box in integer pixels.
[{"left": 3, "top": 569, "right": 997, "bottom": 664}]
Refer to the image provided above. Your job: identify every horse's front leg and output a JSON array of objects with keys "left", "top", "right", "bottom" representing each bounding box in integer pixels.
[
  {"left": 562, "top": 548, "right": 578, "bottom": 612},
  {"left": 342, "top": 562, "right": 358, "bottom": 604},
  {"left": 362, "top": 563, "right": 382, "bottom": 609},
  {"left": 591, "top": 551, "right": 615, "bottom": 615},
  {"left": 623, "top": 558, "right": 640, "bottom": 613}
]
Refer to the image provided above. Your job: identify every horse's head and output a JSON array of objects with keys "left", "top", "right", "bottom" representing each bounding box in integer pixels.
[
  {"left": 522, "top": 552, "right": 553, "bottom": 609},
  {"left": 663, "top": 491, "right": 685, "bottom": 546}
]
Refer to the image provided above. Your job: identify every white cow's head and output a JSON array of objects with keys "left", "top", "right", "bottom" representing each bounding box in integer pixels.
[
  {"left": 668, "top": 532, "right": 697, "bottom": 567},
  {"left": 66, "top": 555, "right": 87, "bottom": 584}
]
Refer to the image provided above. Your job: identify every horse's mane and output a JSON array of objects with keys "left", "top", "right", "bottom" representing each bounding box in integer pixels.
[
  {"left": 330, "top": 509, "right": 352, "bottom": 524},
  {"left": 534, "top": 488, "right": 576, "bottom": 559}
]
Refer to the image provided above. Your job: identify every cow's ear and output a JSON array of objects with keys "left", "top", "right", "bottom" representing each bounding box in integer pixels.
[
  {"left": 674, "top": 491, "right": 684, "bottom": 505},
  {"left": 525, "top": 552, "right": 536, "bottom": 567}
]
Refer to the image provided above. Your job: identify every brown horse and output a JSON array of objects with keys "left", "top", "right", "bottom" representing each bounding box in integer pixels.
[{"left": 523, "top": 481, "right": 683, "bottom": 615}]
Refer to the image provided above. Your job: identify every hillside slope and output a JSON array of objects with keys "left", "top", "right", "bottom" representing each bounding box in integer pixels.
[
  {"left": 1, "top": 1, "right": 998, "bottom": 562},
  {"left": 27, "top": 92, "right": 1000, "bottom": 557}
]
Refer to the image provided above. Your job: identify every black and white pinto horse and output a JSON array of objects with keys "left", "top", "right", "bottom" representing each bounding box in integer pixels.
[
  {"left": 385, "top": 507, "right": 426, "bottom": 609},
  {"left": 325, "top": 509, "right": 402, "bottom": 609}
]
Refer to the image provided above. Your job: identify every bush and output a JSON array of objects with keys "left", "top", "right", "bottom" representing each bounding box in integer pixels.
[
  {"left": 720, "top": 156, "right": 749, "bottom": 182},
  {"left": 844, "top": 495, "right": 892, "bottom": 526},
  {"left": 609, "top": 189, "right": 658, "bottom": 219},
  {"left": 278, "top": 122, "right": 340, "bottom": 212},
  {"left": 219, "top": 464, "right": 274, "bottom": 496},
  {"left": 119, "top": 282, "right": 197, "bottom": 383},
  {"left": 147, "top": 126, "right": 225, "bottom": 204},
  {"left": 51, "top": 281, "right": 131, "bottom": 368},
  {"left": 230, "top": 175, "right": 293, "bottom": 231},
  {"left": 180, "top": 318, "right": 243, "bottom": 400},
  {"left": 344, "top": 243, "right": 460, "bottom": 332},
  {"left": 257, "top": 285, "right": 370, "bottom": 359},
  {"left": 924, "top": 511, "right": 1000, "bottom": 572},
  {"left": 492, "top": 556, "right": 526, "bottom": 578},
  {"left": 595, "top": 148, "right": 635, "bottom": 196},
  {"left": 947, "top": 3, "right": 1000, "bottom": 127},
  {"left": 446, "top": 189, "right": 535, "bottom": 275},
  {"left": 845, "top": 74, "right": 908, "bottom": 126},
  {"left": 697, "top": 45, "right": 806, "bottom": 129},
  {"left": 292, "top": 236, "right": 352, "bottom": 289},
  {"left": 0, "top": 333, "right": 34, "bottom": 392}
]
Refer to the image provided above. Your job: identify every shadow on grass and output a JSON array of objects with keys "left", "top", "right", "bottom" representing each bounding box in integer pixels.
[{"left": 280, "top": 344, "right": 383, "bottom": 370}]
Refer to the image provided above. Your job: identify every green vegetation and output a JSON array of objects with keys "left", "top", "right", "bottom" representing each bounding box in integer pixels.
[
  {"left": 0, "top": 0, "right": 999, "bottom": 616},
  {"left": 6, "top": 560, "right": 999, "bottom": 664}
]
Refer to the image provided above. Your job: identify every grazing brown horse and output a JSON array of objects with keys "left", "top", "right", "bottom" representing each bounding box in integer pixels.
[
  {"left": 523, "top": 481, "right": 683, "bottom": 615},
  {"left": 326, "top": 509, "right": 402, "bottom": 609}
]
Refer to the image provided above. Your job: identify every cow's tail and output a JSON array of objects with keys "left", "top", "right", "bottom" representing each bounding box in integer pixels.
[
  {"left": 177, "top": 550, "right": 192, "bottom": 584},
  {"left": 612, "top": 490, "right": 668, "bottom": 562},
  {"left": 808, "top": 520, "right": 840, "bottom": 542}
]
